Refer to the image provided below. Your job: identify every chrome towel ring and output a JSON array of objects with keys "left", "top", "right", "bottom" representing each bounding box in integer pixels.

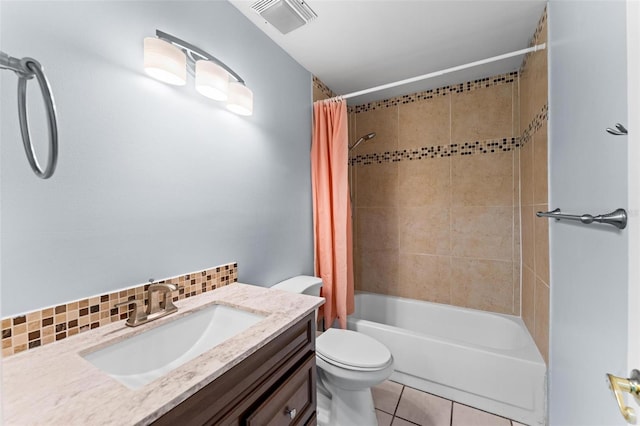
[{"left": 0, "top": 51, "right": 58, "bottom": 179}]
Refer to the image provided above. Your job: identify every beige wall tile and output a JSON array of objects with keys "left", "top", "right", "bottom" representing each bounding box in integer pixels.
[
  {"left": 451, "top": 84, "right": 514, "bottom": 143},
  {"left": 451, "top": 206, "right": 513, "bottom": 261},
  {"left": 534, "top": 278, "right": 550, "bottom": 364},
  {"left": 533, "top": 123, "right": 549, "bottom": 205},
  {"left": 348, "top": 111, "right": 357, "bottom": 149},
  {"left": 398, "top": 254, "right": 451, "bottom": 304},
  {"left": 451, "top": 258, "right": 514, "bottom": 314},
  {"left": 512, "top": 79, "right": 520, "bottom": 137},
  {"left": 399, "top": 96, "right": 450, "bottom": 149},
  {"left": 520, "top": 52, "right": 547, "bottom": 130},
  {"left": 520, "top": 138, "right": 534, "bottom": 206},
  {"left": 452, "top": 152, "right": 513, "bottom": 207},
  {"left": 521, "top": 205, "right": 535, "bottom": 270},
  {"left": 399, "top": 206, "right": 450, "bottom": 255},
  {"left": 356, "top": 207, "right": 398, "bottom": 251},
  {"left": 513, "top": 148, "right": 521, "bottom": 210},
  {"left": 530, "top": 50, "right": 548, "bottom": 122},
  {"left": 522, "top": 265, "right": 535, "bottom": 335},
  {"left": 538, "top": 14, "right": 548, "bottom": 44},
  {"left": 398, "top": 158, "right": 451, "bottom": 208},
  {"left": 358, "top": 249, "right": 399, "bottom": 295},
  {"left": 534, "top": 204, "right": 550, "bottom": 285},
  {"left": 349, "top": 163, "right": 356, "bottom": 206},
  {"left": 519, "top": 68, "right": 532, "bottom": 134},
  {"left": 354, "top": 107, "right": 398, "bottom": 155},
  {"left": 313, "top": 85, "right": 329, "bottom": 102},
  {"left": 356, "top": 162, "right": 398, "bottom": 208},
  {"left": 513, "top": 261, "right": 521, "bottom": 316},
  {"left": 513, "top": 205, "right": 521, "bottom": 260}
]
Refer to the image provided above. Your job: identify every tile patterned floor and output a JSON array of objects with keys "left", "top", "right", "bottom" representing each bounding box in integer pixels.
[{"left": 372, "top": 380, "right": 527, "bottom": 426}]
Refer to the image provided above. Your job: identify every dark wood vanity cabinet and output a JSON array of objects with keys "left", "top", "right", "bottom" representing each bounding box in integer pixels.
[{"left": 152, "top": 312, "right": 317, "bottom": 426}]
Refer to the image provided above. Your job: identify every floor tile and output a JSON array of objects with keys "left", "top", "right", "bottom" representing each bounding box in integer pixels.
[
  {"left": 376, "top": 409, "right": 394, "bottom": 426},
  {"left": 392, "top": 417, "right": 419, "bottom": 426},
  {"left": 451, "top": 403, "right": 511, "bottom": 426},
  {"left": 372, "top": 380, "right": 404, "bottom": 414},
  {"left": 396, "top": 386, "right": 452, "bottom": 426}
]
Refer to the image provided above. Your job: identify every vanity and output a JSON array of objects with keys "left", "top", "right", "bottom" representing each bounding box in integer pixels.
[{"left": 1, "top": 283, "right": 324, "bottom": 425}]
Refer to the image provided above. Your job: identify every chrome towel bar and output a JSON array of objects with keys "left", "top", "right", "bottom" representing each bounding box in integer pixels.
[{"left": 536, "top": 208, "right": 627, "bottom": 230}]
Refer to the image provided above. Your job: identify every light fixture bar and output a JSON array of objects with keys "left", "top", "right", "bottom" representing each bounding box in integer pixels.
[{"left": 155, "top": 30, "right": 245, "bottom": 85}]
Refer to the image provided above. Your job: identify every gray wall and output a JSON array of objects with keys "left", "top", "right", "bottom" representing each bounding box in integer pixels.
[
  {"left": 1, "top": 1, "right": 313, "bottom": 316},
  {"left": 548, "top": 1, "right": 628, "bottom": 424}
]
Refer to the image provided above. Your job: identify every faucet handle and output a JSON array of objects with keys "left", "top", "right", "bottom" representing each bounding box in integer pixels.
[
  {"left": 115, "top": 299, "right": 148, "bottom": 327},
  {"left": 160, "top": 285, "right": 181, "bottom": 312}
]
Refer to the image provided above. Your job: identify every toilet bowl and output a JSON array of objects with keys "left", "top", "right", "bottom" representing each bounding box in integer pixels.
[{"left": 272, "top": 276, "right": 394, "bottom": 426}]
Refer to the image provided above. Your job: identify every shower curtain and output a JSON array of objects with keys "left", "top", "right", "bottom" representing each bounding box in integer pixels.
[{"left": 311, "top": 98, "right": 354, "bottom": 329}]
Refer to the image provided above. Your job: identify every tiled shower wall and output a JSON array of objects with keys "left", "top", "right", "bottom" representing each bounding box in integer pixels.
[
  {"left": 519, "top": 10, "right": 550, "bottom": 363},
  {"left": 315, "top": 7, "right": 549, "bottom": 360},
  {"left": 348, "top": 75, "right": 522, "bottom": 316}
]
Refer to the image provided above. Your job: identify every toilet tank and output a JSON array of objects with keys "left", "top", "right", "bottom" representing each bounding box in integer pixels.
[{"left": 272, "top": 275, "right": 322, "bottom": 297}]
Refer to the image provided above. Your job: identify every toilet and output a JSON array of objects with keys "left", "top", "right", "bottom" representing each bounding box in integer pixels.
[{"left": 272, "top": 276, "right": 394, "bottom": 426}]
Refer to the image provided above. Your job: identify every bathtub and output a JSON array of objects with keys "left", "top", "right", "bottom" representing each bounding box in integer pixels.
[{"left": 347, "top": 292, "right": 546, "bottom": 425}]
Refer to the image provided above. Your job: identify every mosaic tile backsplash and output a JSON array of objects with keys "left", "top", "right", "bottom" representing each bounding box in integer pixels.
[{"left": 1, "top": 262, "right": 238, "bottom": 358}]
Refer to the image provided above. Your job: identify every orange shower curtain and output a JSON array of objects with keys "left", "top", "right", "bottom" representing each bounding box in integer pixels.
[{"left": 311, "top": 98, "right": 354, "bottom": 330}]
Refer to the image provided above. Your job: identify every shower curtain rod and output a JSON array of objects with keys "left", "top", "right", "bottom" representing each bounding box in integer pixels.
[{"left": 338, "top": 43, "right": 546, "bottom": 100}]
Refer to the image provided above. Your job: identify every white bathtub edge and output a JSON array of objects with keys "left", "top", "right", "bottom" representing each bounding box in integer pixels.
[{"left": 390, "top": 370, "right": 547, "bottom": 426}]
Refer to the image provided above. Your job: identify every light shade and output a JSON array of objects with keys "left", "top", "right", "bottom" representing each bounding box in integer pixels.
[
  {"left": 144, "top": 37, "right": 186, "bottom": 86},
  {"left": 226, "top": 83, "right": 253, "bottom": 116},
  {"left": 195, "top": 60, "right": 229, "bottom": 101}
]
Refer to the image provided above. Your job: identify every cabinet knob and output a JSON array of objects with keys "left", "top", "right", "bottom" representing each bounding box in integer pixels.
[{"left": 285, "top": 407, "right": 296, "bottom": 419}]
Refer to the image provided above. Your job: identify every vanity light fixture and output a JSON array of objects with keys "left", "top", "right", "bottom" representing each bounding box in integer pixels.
[
  {"left": 143, "top": 37, "right": 186, "bottom": 86},
  {"left": 144, "top": 30, "right": 253, "bottom": 116},
  {"left": 227, "top": 82, "right": 254, "bottom": 116}
]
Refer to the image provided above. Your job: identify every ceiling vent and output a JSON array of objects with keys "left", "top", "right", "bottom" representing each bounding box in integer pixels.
[{"left": 251, "top": 0, "right": 317, "bottom": 34}]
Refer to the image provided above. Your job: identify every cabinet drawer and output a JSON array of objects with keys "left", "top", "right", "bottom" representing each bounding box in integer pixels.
[{"left": 245, "top": 354, "right": 316, "bottom": 426}]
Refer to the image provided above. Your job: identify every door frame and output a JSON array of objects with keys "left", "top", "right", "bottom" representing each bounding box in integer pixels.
[{"left": 628, "top": 0, "right": 640, "bottom": 375}]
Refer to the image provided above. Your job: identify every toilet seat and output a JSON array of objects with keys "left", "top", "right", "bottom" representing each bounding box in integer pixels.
[{"left": 316, "top": 329, "right": 392, "bottom": 371}]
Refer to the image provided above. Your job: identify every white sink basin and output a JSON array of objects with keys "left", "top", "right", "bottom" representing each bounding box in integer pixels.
[{"left": 82, "top": 304, "right": 265, "bottom": 389}]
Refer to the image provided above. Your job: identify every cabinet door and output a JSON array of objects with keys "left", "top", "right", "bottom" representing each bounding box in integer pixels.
[{"left": 245, "top": 354, "right": 316, "bottom": 426}]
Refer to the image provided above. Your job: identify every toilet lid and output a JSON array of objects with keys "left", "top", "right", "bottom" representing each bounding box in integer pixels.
[{"left": 316, "top": 329, "right": 392, "bottom": 369}]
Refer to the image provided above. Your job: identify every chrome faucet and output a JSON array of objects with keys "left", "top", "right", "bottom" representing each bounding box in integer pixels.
[{"left": 118, "top": 279, "right": 180, "bottom": 327}]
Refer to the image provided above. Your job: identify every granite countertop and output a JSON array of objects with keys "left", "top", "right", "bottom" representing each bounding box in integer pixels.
[{"left": 2, "top": 283, "right": 324, "bottom": 425}]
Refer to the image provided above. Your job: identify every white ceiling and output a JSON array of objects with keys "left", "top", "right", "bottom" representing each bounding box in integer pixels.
[{"left": 229, "top": 0, "right": 547, "bottom": 105}]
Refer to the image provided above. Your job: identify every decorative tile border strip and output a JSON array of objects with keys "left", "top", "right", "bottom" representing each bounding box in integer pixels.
[
  {"left": 521, "top": 7, "right": 547, "bottom": 72},
  {"left": 312, "top": 76, "right": 337, "bottom": 99},
  {"left": 348, "top": 72, "right": 518, "bottom": 114},
  {"left": 530, "top": 5, "right": 547, "bottom": 48},
  {"left": 349, "top": 137, "right": 520, "bottom": 166},
  {"left": 520, "top": 104, "right": 548, "bottom": 147},
  {"left": 1, "top": 262, "right": 238, "bottom": 358}
]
